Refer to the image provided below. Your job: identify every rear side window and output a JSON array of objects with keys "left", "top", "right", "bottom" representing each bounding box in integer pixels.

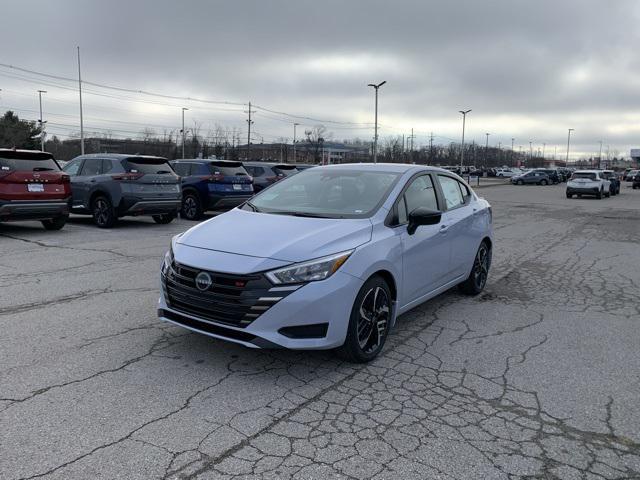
[
  {"left": 0, "top": 156, "right": 60, "bottom": 172},
  {"left": 80, "top": 158, "right": 103, "bottom": 176},
  {"left": 438, "top": 175, "right": 465, "bottom": 209},
  {"left": 208, "top": 162, "right": 248, "bottom": 176},
  {"left": 245, "top": 166, "right": 265, "bottom": 177},
  {"left": 273, "top": 166, "right": 297, "bottom": 177},
  {"left": 172, "top": 163, "right": 192, "bottom": 176},
  {"left": 122, "top": 157, "right": 173, "bottom": 174}
]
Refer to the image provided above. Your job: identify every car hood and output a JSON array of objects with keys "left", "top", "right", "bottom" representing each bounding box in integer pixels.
[{"left": 177, "top": 208, "right": 373, "bottom": 263}]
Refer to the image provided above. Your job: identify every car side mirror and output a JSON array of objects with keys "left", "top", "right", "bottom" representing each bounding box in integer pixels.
[{"left": 407, "top": 207, "right": 442, "bottom": 235}]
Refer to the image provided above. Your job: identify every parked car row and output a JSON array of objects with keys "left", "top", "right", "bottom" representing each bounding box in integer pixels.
[{"left": 0, "top": 149, "right": 318, "bottom": 230}]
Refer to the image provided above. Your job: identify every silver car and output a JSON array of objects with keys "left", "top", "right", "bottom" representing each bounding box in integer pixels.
[{"left": 159, "top": 164, "right": 493, "bottom": 362}]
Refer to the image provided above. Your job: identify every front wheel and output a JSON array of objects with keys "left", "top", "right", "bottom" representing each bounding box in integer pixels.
[
  {"left": 152, "top": 212, "right": 177, "bottom": 224},
  {"left": 459, "top": 241, "right": 492, "bottom": 295},
  {"left": 41, "top": 215, "right": 68, "bottom": 230},
  {"left": 566, "top": 192, "right": 572, "bottom": 199},
  {"left": 337, "top": 276, "right": 392, "bottom": 363},
  {"left": 517, "top": 180, "right": 524, "bottom": 185},
  {"left": 540, "top": 179, "right": 548, "bottom": 185}
]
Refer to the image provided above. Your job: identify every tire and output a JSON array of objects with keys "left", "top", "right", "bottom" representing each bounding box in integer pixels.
[
  {"left": 566, "top": 192, "right": 572, "bottom": 199},
  {"left": 41, "top": 214, "right": 68, "bottom": 231},
  {"left": 459, "top": 241, "right": 492, "bottom": 296},
  {"left": 152, "top": 212, "right": 177, "bottom": 224},
  {"left": 517, "top": 180, "right": 524, "bottom": 185},
  {"left": 181, "top": 192, "right": 203, "bottom": 221},
  {"left": 596, "top": 189, "right": 603, "bottom": 199},
  {"left": 540, "top": 179, "right": 548, "bottom": 186},
  {"left": 92, "top": 195, "right": 117, "bottom": 228},
  {"left": 336, "top": 276, "right": 392, "bottom": 363}
]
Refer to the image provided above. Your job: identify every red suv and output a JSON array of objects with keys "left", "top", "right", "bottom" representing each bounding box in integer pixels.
[{"left": 0, "top": 149, "right": 72, "bottom": 230}]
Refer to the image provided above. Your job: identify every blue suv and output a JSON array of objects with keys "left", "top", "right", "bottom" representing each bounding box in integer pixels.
[{"left": 170, "top": 159, "right": 254, "bottom": 220}]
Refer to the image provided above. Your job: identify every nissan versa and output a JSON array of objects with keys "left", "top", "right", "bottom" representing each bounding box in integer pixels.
[{"left": 159, "top": 164, "right": 492, "bottom": 362}]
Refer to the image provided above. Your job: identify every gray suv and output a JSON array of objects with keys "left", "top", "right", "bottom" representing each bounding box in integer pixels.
[{"left": 63, "top": 154, "right": 181, "bottom": 228}]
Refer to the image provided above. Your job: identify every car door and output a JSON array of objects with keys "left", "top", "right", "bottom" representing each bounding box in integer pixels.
[
  {"left": 75, "top": 158, "right": 104, "bottom": 207},
  {"left": 436, "top": 174, "right": 476, "bottom": 279},
  {"left": 62, "top": 158, "right": 85, "bottom": 209},
  {"left": 395, "top": 174, "right": 451, "bottom": 306}
]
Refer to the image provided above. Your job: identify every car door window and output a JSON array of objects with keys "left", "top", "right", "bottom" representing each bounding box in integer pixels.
[
  {"left": 63, "top": 159, "right": 82, "bottom": 176},
  {"left": 79, "top": 158, "right": 103, "bottom": 176},
  {"left": 438, "top": 175, "right": 465, "bottom": 209}
]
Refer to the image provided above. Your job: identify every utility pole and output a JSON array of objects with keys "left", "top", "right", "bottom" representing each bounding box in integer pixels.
[
  {"left": 245, "top": 102, "right": 255, "bottom": 160},
  {"left": 77, "top": 46, "right": 85, "bottom": 155},
  {"left": 598, "top": 140, "right": 603, "bottom": 167},
  {"left": 408, "top": 128, "right": 415, "bottom": 153},
  {"left": 484, "top": 132, "right": 490, "bottom": 166},
  {"left": 292, "top": 122, "right": 300, "bottom": 163},
  {"left": 429, "top": 132, "right": 434, "bottom": 162},
  {"left": 37, "top": 90, "right": 47, "bottom": 151},
  {"left": 181, "top": 107, "right": 188, "bottom": 159},
  {"left": 459, "top": 109, "right": 471, "bottom": 168},
  {"left": 367, "top": 81, "right": 386, "bottom": 163},
  {"left": 542, "top": 143, "right": 546, "bottom": 159},
  {"left": 566, "top": 128, "right": 574, "bottom": 165},
  {"left": 511, "top": 138, "right": 515, "bottom": 166}
]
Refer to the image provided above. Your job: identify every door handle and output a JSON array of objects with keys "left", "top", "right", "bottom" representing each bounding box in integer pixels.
[
  {"left": 439, "top": 224, "right": 449, "bottom": 234},
  {"left": 90, "top": 179, "right": 96, "bottom": 183}
]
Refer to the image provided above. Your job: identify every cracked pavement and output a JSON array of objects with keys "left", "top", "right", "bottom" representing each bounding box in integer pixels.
[{"left": 1, "top": 184, "right": 639, "bottom": 479}]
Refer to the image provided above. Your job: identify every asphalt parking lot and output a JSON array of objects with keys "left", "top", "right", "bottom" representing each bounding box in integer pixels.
[{"left": 1, "top": 183, "right": 639, "bottom": 479}]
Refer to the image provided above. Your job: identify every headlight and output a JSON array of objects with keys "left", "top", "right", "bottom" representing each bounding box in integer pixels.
[
  {"left": 266, "top": 250, "right": 353, "bottom": 285},
  {"left": 161, "top": 242, "right": 174, "bottom": 276}
]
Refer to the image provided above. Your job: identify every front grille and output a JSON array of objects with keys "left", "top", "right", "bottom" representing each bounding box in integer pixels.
[{"left": 163, "top": 259, "right": 289, "bottom": 327}]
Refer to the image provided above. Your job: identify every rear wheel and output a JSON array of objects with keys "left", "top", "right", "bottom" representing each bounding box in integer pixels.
[
  {"left": 41, "top": 214, "right": 68, "bottom": 231},
  {"left": 566, "top": 192, "right": 572, "bottom": 198},
  {"left": 517, "top": 180, "right": 524, "bottom": 185},
  {"left": 152, "top": 212, "right": 176, "bottom": 224},
  {"left": 459, "top": 241, "right": 492, "bottom": 295},
  {"left": 540, "top": 179, "right": 548, "bottom": 185},
  {"left": 92, "top": 195, "right": 116, "bottom": 228},
  {"left": 337, "top": 276, "right": 392, "bottom": 363},
  {"left": 181, "top": 192, "right": 203, "bottom": 221},
  {"left": 596, "top": 188, "right": 603, "bottom": 199}
]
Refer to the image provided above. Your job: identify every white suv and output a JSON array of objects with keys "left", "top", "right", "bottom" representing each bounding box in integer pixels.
[
  {"left": 566, "top": 170, "right": 611, "bottom": 199},
  {"left": 495, "top": 168, "right": 516, "bottom": 178}
]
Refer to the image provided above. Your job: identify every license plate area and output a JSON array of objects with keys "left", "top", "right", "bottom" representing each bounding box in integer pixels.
[
  {"left": 27, "top": 183, "right": 44, "bottom": 192},
  {"left": 232, "top": 184, "right": 242, "bottom": 191}
]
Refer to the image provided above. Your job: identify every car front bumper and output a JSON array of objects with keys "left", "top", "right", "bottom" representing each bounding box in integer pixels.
[
  {"left": 0, "top": 198, "right": 71, "bottom": 221},
  {"left": 158, "top": 268, "right": 364, "bottom": 350}
]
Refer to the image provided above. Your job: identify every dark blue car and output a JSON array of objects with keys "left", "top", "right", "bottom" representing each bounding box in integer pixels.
[{"left": 170, "top": 159, "right": 254, "bottom": 220}]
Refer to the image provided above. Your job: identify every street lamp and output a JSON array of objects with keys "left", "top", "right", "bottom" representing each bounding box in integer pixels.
[
  {"left": 459, "top": 109, "right": 471, "bottom": 168},
  {"left": 293, "top": 122, "right": 300, "bottom": 164},
  {"left": 511, "top": 137, "right": 515, "bottom": 166},
  {"left": 367, "top": 81, "right": 386, "bottom": 163},
  {"left": 566, "top": 128, "right": 574, "bottom": 165},
  {"left": 37, "top": 90, "right": 47, "bottom": 151},
  {"left": 181, "top": 107, "right": 188, "bottom": 159}
]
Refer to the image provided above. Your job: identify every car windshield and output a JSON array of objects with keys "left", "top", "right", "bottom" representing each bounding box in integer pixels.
[
  {"left": 246, "top": 169, "right": 401, "bottom": 218},
  {"left": 122, "top": 157, "right": 173, "bottom": 174},
  {"left": 571, "top": 172, "right": 597, "bottom": 180},
  {"left": 0, "top": 156, "right": 60, "bottom": 172}
]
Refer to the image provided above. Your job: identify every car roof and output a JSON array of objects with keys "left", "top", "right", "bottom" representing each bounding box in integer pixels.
[
  {"left": 300, "top": 163, "right": 449, "bottom": 175},
  {"left": 72, "top": 153, "right": 167, "bottom": 161},
  {"left": 574, "top": 170, "right": 600, "bottom": 173},
  {"left": 0, "top": 148, "right": 55, "bottom": 160},
  {"left": 171, "top": 159, "right": 240, "bottom": 164}
]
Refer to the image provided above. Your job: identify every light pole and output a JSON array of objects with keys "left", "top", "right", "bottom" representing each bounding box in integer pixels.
[
  {"left": 542, "top": 143, "right": 546, "bottom": 159},
  {"left": 37, "top": 90, "right": 47, "bottom": 151},
  {"left": 597, "top": 140, "right": 603, "bottom": 168},
  {"left": 367, "top": 81, "right": 386, "bottom": 163},
  {"left": 459, "top": 109, "right": 471, "bottom": 168},
  {"left": 293, "top": 122, "right": 300, "bottom": 163},
  {"left": 566, "top": 128, "right": 574, "bottom": 165},
  {"left": 181, "top": 107, "right": 188, "bottom": 159}
]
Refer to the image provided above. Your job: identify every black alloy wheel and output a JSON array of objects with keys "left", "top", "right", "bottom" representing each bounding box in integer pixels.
[
  {"left": 337, "top": 276, "right": 392, "bottom": 363},
  {"left": 459, "top": 241, "right": 492, "bottom": 295},
  {"left": 92, "top": 196, "right": 116, "bottom": 228},
  {"left": 181, "top": 193, "right": 203, "bottom": 220}
]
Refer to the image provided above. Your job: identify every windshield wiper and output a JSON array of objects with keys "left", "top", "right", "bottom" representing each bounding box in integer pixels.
[
  {"left": 33, "top": 167, "right": 55, "bottom": 171},
  {"left": 270, "top": 211, "right": 333, "bottom": 218},
  {"left": 244, "top": 201, "right": 261, "bottom": 212},
  {"left": 156, "top": 170, "right": 172, "bottom": 174}
]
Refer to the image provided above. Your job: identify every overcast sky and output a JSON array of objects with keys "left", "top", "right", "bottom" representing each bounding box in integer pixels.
[{"left": 2, "top": 0, "right": 640, "bottom": 159}]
